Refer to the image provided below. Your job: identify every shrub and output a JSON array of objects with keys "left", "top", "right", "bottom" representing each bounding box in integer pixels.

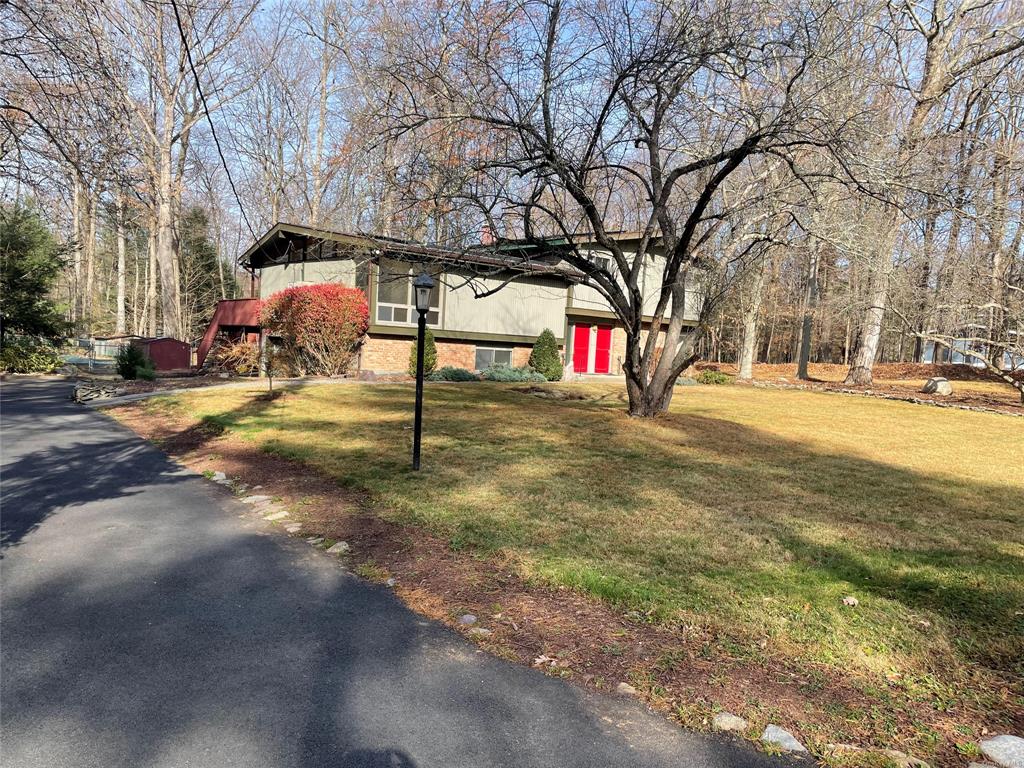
[
  {"left": 529, "top": 328, "right": 563, "bottom": 381},
  {"left": 481, "top": 364, "right": 546, "bottom": 382},
  {"left": 208, "top": 337, "right": 259, "bottom": 376},
  {"left": 260, "top": 284, "right": 369, "bottom": 376},
  {"left": 408, "top": 328, "right": 438, "bottom": 377},
  {"left": 0, "top": 336, "right": 63, "bottom": 373},
  {"left": 696, "top": 369, "right": 732, "bottom": 385},
  {"left": 115, "top": 344, "right": 147, "bottom": 380},
  {"left": 135, "top": 359, "right": 156, "bottom": 381},
  {"left": 427, "top": 366, "right": 478, "bottom": 382}
]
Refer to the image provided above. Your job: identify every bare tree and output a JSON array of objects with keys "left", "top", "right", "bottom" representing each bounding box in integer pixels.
[
  {"left": 380, "top": 0, "right": 853, "bottom": 415},
  {"left": 843, "top": 0, "right": 1024, "bottom": 385}
]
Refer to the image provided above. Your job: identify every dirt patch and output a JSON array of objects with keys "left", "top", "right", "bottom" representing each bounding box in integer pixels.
[{"left": 108, "top": 400, "right": 1018, "bottom": 766}]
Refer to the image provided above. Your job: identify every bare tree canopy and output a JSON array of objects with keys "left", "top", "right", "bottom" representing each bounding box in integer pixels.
[{"left": 1, "top": 0, "right": 1022, "bottom": 405}]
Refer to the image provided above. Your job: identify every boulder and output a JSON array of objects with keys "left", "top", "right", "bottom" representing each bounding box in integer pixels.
[
  {"left": 922, "top": 377, "right": 953, "bottom": 396},
  {"left": 980, "top": 735, "right": 1024, "bottom": 768},
  {"left": 712, "top": 712, "right": 749, "bottom": 733},
  {"left": 761, "top": 725, "right": 807, "bottom": 753}
]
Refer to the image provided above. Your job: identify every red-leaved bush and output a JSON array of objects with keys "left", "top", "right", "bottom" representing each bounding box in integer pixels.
[{"left": 260, "top": 284, "right": 369, "bottom": 376}]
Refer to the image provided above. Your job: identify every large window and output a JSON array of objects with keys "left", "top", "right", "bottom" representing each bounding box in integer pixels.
[
  {"left": 375, "top": 259, "right": 440, "bottom": 326},
  {"left": 475, "top": 346, "right": 513, "bottom": 370}
]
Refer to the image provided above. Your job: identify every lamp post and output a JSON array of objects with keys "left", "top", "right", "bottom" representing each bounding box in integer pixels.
[{"left": 411, "top": 271, "right": 434, "bottom": 470}]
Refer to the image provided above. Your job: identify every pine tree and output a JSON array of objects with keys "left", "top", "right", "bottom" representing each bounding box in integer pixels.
[
  {"left": 0, "top": 204, "right": 69, "bottom": 345},
  {"left": 529, "top": 328, "right": 563, "bottom": 381}
]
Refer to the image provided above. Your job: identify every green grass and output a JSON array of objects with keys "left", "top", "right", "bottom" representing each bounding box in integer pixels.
[{"left": 143, "top": 381, "right": 1023, "bottom": 736}]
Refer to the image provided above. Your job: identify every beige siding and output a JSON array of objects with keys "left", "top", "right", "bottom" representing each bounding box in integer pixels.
[
  {"left": 569, "top": 246, "right": 701, "bottom": 322},
  {"left": 442, "top": 273, "right": 567, "bottom": 338},
  {"left": 259, "top": 259, "right": 357, "bottom": 300}
]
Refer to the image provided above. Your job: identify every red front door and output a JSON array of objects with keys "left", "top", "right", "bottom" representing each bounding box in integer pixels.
[
  {"left": 573, "top": 324, "right": 591, "bottom": 373},
  {"left": 594, "top": 325, "right": 612, "bottom": 374}
]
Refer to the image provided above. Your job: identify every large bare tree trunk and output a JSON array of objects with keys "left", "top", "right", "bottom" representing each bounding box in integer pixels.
[
  {"left": 155, "top": 146, "right": 181, "bottom": 338},
  {"left": 115, "top": 193, "right": 127, "bottom": 335},
  {"left": 71, "top": 177, "right": 82, "bottom": 324},
  {"left": 83, "top": 192, "right": 97, "bottom": 331},
  {"left": 797, "top": 251, "right": 819, "bottom": 380},
  {"left": 146, "top": 224, "right": 158, "bottom": 336},
  {"left": 738, "top": 263, "right": 767, "bottom": 380},
  {"left": 846, "top": 211, "right": 899, "bottom": 385},
  {"left": 132, "top": 233, "right": 141, "bottom": 333},
  {"left": 309, "top": 11, "right": 331, "bottom": 227}
]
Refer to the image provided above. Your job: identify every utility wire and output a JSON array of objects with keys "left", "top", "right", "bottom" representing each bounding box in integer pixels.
[{"left": 168, "top": 0, "right": 258, "bottom": 246}]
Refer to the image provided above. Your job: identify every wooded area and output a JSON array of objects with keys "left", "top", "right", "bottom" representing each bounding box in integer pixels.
[{"left": 2, "top": 0, "right": 1022, "bottom": 407}]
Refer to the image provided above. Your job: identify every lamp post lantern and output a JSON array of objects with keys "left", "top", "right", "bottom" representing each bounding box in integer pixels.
[{"left": 411, "top": 271, "right": 434, "bottom": 470}]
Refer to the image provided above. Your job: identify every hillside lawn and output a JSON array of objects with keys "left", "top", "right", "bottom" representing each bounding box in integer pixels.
[{"left": 114, "top": 381, "right": 1023, "bottom": 764}]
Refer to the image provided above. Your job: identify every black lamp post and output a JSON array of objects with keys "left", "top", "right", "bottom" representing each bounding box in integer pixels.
[{"left": 411, "top": 271, "right": 434, "bottom": 470}]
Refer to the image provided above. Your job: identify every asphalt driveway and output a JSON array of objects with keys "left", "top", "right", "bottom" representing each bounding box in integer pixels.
[{"left": 1, "top": 378, "right": 799, "bottom": 768}]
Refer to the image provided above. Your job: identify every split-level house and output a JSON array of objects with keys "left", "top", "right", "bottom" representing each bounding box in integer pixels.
[{"left": 206, "top": 222, "right": 701, "bottom": 376}]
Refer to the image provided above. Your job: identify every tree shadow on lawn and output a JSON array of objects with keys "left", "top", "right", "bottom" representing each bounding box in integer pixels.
[{"left": 150, "top": 384, "right": 1024, "bottom": 690}]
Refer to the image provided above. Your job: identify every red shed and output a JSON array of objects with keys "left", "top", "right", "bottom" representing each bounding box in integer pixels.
[{"left": 132, "top": 337, "right": 191, "bottom": 371}]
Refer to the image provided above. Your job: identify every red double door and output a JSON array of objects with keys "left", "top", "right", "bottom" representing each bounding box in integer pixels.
[{"left": 572, "top": 324, "right": 612, "bottom": 374}]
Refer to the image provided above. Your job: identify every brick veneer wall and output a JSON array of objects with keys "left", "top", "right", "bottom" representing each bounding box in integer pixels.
[{"left": 358, "top": 333, "right": 552, "bottom": 374}]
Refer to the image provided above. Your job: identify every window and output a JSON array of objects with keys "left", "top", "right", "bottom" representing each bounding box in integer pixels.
[
  {"left": 589, "top": 255, "right": 612, "bottom": 272},
  {"left": 475, "top": 346, "right": 513, "bottom": 370},
  {"left": 375, "top": 259, "right": 440, "bottom": 326},
  {"left": 355, "top": 261, "right": 370, "bottom": 294}
]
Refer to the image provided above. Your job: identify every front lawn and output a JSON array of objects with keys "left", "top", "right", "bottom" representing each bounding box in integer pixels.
[{"left": 117, "top": 381, "right": 1023, "bottom": 762}]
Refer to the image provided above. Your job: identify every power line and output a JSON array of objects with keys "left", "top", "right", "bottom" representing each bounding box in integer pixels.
[{"left": 168, "top": 0, "right": 258, "bottom": 245}]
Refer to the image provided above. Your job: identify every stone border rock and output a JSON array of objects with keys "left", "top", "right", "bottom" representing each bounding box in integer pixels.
[{"left": 761, "top": 725, "right": 807, "bottom": 753}]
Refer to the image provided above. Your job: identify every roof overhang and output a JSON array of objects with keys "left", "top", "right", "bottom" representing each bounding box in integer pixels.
[{"left": 239, "top": 222, "right": 583, "bottom": 281}]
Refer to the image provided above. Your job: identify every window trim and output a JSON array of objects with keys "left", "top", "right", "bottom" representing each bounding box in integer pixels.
[
  {"left": 474, "top": 345, "right": 514, "bottom": 371},
  {"left": 374, "top": 261, "right": 441, "bottom": 328}
]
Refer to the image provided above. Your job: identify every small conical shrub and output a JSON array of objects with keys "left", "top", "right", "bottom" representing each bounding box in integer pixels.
[
  {"left": 408, "top": 328, "right": 438, "bottom": 376},
  {"left": 529, "top": 328, "right": 563, "bottom": 381}
]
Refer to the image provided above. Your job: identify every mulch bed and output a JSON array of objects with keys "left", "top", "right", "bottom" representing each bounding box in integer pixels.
[{"left": 108, "top": 399, "right": 1021, "bottom": 766}]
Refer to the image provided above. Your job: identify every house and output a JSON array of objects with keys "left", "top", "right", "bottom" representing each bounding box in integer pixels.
[{"left": 230, "top": 222, "right": 700, "bottom": 375}]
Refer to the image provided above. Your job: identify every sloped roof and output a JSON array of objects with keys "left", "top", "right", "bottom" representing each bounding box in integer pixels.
[{"left": 239, "top": 223, "right": 583, "bottom": 280}]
